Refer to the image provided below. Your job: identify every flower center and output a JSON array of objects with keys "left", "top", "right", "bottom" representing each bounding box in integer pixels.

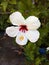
[
  {"left": 19, "top": 35, "right": 24, "bottom": 41},
  {"left": 19, "top": 25, "right": 28, "bottom": 32}
]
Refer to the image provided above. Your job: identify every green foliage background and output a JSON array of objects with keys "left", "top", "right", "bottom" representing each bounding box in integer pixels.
[{"left": 0, "top": 0, "right": 49, "bottom": 65}]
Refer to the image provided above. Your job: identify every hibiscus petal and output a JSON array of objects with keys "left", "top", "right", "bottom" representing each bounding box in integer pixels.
[
  {"left": 10, "top": 11, "right": 25, "bottom": 25},
  {"left": 16, "top": 32, "right": 28, "bottom": 45},
  {"left": 26, "top": 30, "right": 40, "bottom": 43},
  {"left": 6, "top": 26, "right": 19, "bottom": 37},
  {"left": 25, "top": 16, "right": 41, "bottom": 30}
]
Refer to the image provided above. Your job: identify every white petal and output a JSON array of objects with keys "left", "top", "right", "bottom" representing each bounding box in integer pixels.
[
  {"left": 6, "top": 26, "right": 19, "bottom": 37},
  {"left": 10, "top": 11, "right": 25, "bottom": 25},
  {"left": 26, "top": 30, "right": 40, "bottom": 43},
  {"left": 25, "top": 16, "right": 41, "bottom": 30},
  {"left": 16, "top": 32, "right": 28, "bottom": 45},
  {"left": 46, "top": 47, "right": 49, "bottom": 51}
]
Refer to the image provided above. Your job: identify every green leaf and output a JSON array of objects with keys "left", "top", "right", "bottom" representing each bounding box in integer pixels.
[
  {"left": 35, "top": 57, "right": 41, "bottom": 65},
  {"left": 24, "top": 42, "right": 36, "bottom": 60},
  {"left": 18, "top": 1, "right": 26, "bottom": 13},
  {"left": 1, "top": 1, "right": 8, "bottom": 12},
  {"left": 9, "top": 0, "right": 16, "bottom": 4}
]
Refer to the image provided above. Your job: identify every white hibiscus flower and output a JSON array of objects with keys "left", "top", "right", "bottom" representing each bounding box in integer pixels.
[{"left": 6, "top": 11, "right": 41, "bottom": 45}]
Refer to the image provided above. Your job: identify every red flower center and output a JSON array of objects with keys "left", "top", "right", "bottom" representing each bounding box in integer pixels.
[{"left": 19, "top": 25, "right": 28, "bottom": 32}]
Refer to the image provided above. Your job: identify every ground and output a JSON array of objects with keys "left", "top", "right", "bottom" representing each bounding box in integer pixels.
[{"left": 0, "top": 34, "right": 26, "bottom": 65}]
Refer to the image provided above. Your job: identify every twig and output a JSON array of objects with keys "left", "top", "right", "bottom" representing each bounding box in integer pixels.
[{"left": 0, "top": 12, "right": 12, "bottom": 14}]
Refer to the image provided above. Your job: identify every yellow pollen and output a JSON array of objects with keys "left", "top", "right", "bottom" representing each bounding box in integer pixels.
[{"left": 19, "top": 35, "right": 24, "bottom": 41}]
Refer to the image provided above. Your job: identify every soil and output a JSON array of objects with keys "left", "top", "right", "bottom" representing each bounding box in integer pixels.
[{"left": 0, "top": 34, "right": 26, "bottom": 65}]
